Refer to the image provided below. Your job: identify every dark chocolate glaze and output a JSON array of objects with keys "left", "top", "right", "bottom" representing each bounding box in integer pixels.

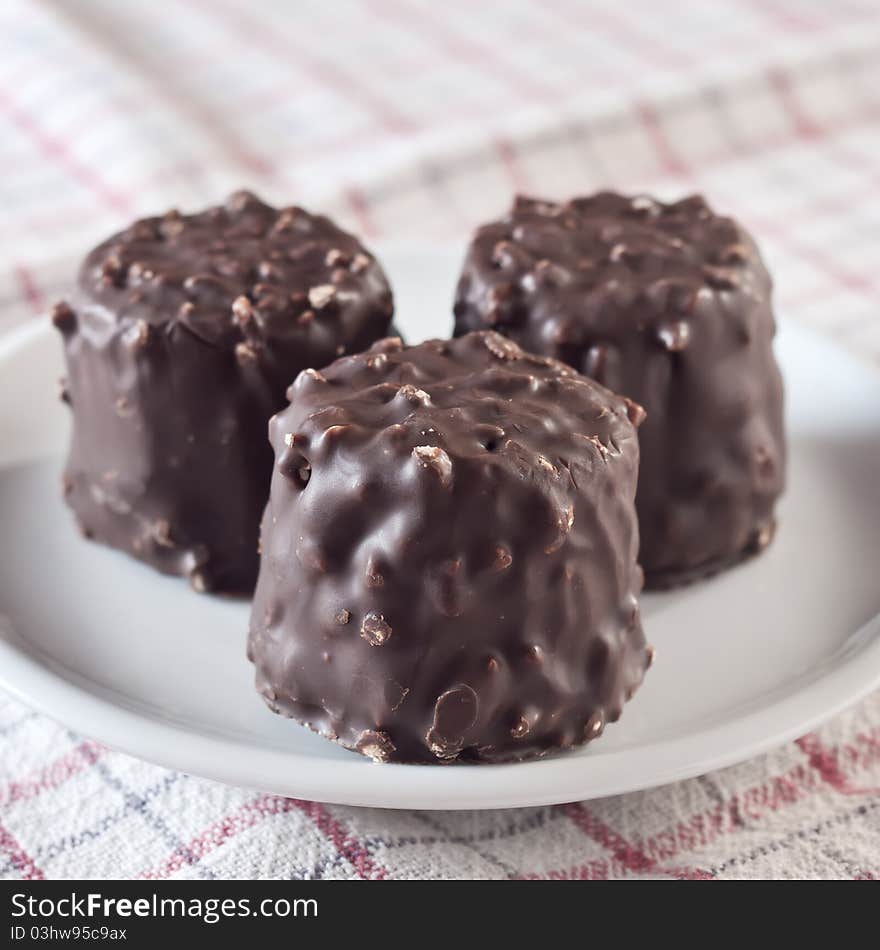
[
  {"left": 54, "top": 191, "right": 394, "bottom": 594},
  {"left": 454, "top": 193, "right": 786, "bottom": 588},
  {"left": 248, "top": 331, "right": 651, "bottom": 764}
]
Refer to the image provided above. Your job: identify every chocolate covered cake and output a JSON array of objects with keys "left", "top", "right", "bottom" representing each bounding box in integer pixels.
[
  {"left": 55, "top": 191, "right": 394, "bottom": 594},
  {"left": 248, "top": 331, "right": 652, "bottom": 763},
  {"left": 454, "top": 193, "right": 786, "bottom": 587}
]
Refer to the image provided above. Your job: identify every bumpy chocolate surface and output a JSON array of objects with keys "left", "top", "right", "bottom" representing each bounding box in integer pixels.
[
  {"left": 454, "top": 193, "right": 786, "bottom": 587},
  {"left": 55, "top": 191, "right": 394, "bottom": 594},
  {"left": 248, "top": 331, "right": 651, "bottom": 764}
]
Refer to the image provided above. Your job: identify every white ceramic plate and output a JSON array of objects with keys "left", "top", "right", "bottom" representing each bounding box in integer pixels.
[{"left": 1, "top": 244, "right": 880, "bottom": 810}]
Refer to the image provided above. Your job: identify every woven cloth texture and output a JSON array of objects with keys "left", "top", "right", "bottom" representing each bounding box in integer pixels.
[{"left": 1, "top": 0, "right": 879, "bottom": 880}]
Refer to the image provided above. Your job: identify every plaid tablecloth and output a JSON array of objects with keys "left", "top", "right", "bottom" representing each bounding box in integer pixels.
[{"left": 2, "top": 0, "right": 879, "bottom": 880}]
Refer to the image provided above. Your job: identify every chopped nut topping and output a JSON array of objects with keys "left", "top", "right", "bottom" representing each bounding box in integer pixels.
[
  {"left": 323, "top": 424, "right": 351, "bottom": 441},
  {"left": 629, "top": 195, "right": 658, "bottom": 215},
  {"left": 325, "top": 248, "right": 350, "bottom": 267},
  {"left": 361, "top": 611, "right": 392, "bottom": 646},
  {"left": 371, "top": 336, "right": 404, "bottom": 353},
  {"left": 398, "top": 383, "right": 431, "bottom": 405},
  {"left": 152, "top": 520, "right": 174, "bottom": 548},
  {"left": 355, "top": 730, "right": 396, "bottom": 763},
  {"left": 702, "top": 264, "right": 740, "bottom": 290},
  {"left": 131, "top": 319, "right": 151, "bottom": 348},
  {"left": 623, "top": 397, "right": 646, "bottom": 427},
  {"left": 655, "top": 319, "right": 691, "bottom": 352},
  {"left": 426, "top": 685, "right": 479, "bottom": 759},
  {"left": 232, "top": 295, "right": 254, "bottom": 325},
  {"left": 226, "top": 189, "right": 259, "bottom": 213},
  {"left": 586, "top": 436, "right": 610, "bottom": 461},
  {"left": 235, "top": 342, "right": 258, "bottom": 365},
  {"left": 350, "top": 252, "right": 371, "bottom": 273},
  {"left": 366, "top": 557, "right": 385, "bottom": 588},
  {"left": 412, "top": 445, "right": 453, "bottom": 487},
  {"left": 51, "top": 301, "right": 76, "bottom": 332},
  {"left": 511, "top": 716, "right": 530, "bottom": 739},
  {"left": 483, "top": 331, "right": 521, "bottom": 361},
  {"left": 308, "top": 284, "right": 336, "bottom": 310},
  {"left": 535, "top": 454, "right": 558, "bottom": 476},
  {"left": 272, "top": 209, "right": 297, "bottom": 233},
  {"left": 585, "top": 711, "right": 604, "bottom": 739},
  {"left": 159, "top": 211, "right": 184, "bottom": 238}
]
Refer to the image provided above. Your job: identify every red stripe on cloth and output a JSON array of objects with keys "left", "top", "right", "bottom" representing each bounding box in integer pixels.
[
  {"left": 293, "top": 800, "right": 387, "bottom": 880},
  {"left": 522, "top": 858, "right": 713, "bottom": 881},
  {"left": 640, "top": 766, "right": 819, "bottom": 866},
  {"left": 142, "top": 90, "right": 273, "bottom": 180},
  {"left": 759, "top": 220, "right": 876, "bottom": 299},
  {"left": 139, "top": 795, "right": 386, "bottom": 880},
  {"left": 179, "top": 116, "right": 272, "bottom": 178},
  {"left": 368, "top": 0, "right": 556, "bottom": 104},
  {"left": 563, "top": 802, "right": 655, "bottom": 874},
  {"left": 181, "top": 0, "right": 414, "bottom": 134},
  {"left": 520, "top": 854, "right": 645, "bottom": 880},
  {"left": 0, "top": 741, "right": 104, "bottom": 807},
  {"left": 635, "top": 101, "right": 690, "bottom": 178},
  {"left": 14, "top": 264, "right": 46, "bottom": 315},
  {"left": 0, "top": 822, "right": 44, "bottom": 880},
  {"left": 767, "top": 68, "right": 822, "bottom": 140},
  {"left": 634, "top": 730, "right": 880, "bottom": 868},
  {"left": 824, "top": 144, "right": 880, "bottom": 189},
  {"left": 802, "top": 728, "right": 880, "bottom": 796},
  {"left": 774, "top": 180, "right": 880, "bottom": 228},
  {"left": 520, "top": 855, "right": 615, "bottom": 880},
  {"left": 494, "top": 138, "right": 531, "bottom": 193},
  {"left": 698, "top": 181, "right": 879, "bottom": 302},
  {"left": 847, "top": 729, "right": 880, "bottom": 771},
  {"left": 562, "top": 803, "right": 710, "bottom": 879},
  {"left": 138, "top": 795, "right": 301, "bottom": 878},
  {"left": 629, "top": 97, "right": 880, "bottom": 196},
  {"left": 777, "top": 281, "right": 845, "bottom": 313},
  {"left": 796, "top": 733, "right": 850, "bottom": 791},
  {"left": 0, "top": 90, "right": 129, "bottom": 214},
  {"left": 45, "top": 3, "right": 272, "bottom": 179},
  {"left": 545, "top": 0, "right": 692, "bottom": 72},
  {"left": 735, "top": 0, "right": 821, "bottom": 33},
  {"left": 232, "top": 90, "right": 376, "bottom": 155},
  {"left": 344, "top": 186, "right": 376, "bottom": 239},
  {"left": 534, "top": 742, "right": 879, "bottom": 880}
]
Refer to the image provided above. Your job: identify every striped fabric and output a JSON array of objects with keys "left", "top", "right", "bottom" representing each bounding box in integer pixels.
[{"left": 1, "top": 0, "right": 879, "bottom": 879}]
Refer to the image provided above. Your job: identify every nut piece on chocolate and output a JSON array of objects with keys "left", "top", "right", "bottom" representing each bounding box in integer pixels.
[
  {"left": 454, "top": 193, "right": 786, "bottom": 588},
  {"left": 249, "top": 331, "right": 651, "bottom": 764},
  {"left": 54, "top": 191, "right": 394, "bottom": 594}
]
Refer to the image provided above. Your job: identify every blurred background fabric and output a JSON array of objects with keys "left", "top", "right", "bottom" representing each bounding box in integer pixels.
[{"left": 1, "top": 0, "right": 879, "bottom": 879}]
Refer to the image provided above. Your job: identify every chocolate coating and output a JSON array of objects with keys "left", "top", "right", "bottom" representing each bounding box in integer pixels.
[
  {"left": 55, "top": 191, "right": 394, "bottom": 594},
  {"left": 248, "top": 331, "right": 651, "bottom": 764},
  {"left": 454, "top": 193, "right": 786, "bottom": 587}
]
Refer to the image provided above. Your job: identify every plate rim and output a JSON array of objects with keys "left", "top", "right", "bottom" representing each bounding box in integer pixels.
[
  {"left": 2, "top": 318, "right": 880, "bottom": 810},
  {"left": 2, "top": 613, "right": 880, "bottom": 809}
]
